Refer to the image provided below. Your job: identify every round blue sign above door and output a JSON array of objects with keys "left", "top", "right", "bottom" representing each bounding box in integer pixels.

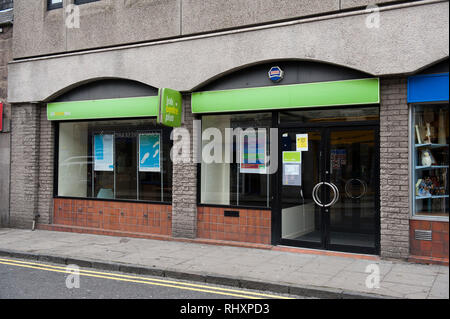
[{"left": 268, "top": 66, "right": 284, "bottom": 83}]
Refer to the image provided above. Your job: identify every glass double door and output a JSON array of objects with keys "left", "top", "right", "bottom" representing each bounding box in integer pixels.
[{"left": 278, "top": 126, "right": 379, "bottom": 254}]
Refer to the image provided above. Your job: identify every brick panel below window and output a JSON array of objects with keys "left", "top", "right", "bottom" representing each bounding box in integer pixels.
[
  {"left": 53, "top": 198, "right": 172, "bottom": 236},
  {"left": 197, "top": 207, "right": 271, "bottom": 245},
  {"left": 410, "top": 220, "right": 449, "bottom": 260}
]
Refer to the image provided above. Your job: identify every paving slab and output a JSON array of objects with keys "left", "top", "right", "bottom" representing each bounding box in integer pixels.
[
  {"left": 0, "top": 228, "right": 448, "bottom": 299},
  {"left": 429, "top": 274, "right": 450, "bottom": 299}
]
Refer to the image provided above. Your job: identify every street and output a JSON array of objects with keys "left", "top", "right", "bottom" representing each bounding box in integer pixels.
[{"left": 0, "top": 257, "right": 296, "bottom": 300}]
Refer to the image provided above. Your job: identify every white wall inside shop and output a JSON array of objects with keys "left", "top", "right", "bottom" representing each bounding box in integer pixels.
[
  {"left": 58, "top": 122, "right": 88, "bottom": 197},
  {"left": 282, "top": 204, "right": 315, "bottom": 239},
  {"left": 201, "top": 115, "right": 231, "bottom": 205}
]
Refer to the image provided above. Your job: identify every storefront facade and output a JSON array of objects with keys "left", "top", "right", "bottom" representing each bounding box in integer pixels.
[
  {"left": 47, "top": 80, "right": 174, "bottom": 236},
  {"left": 5, "top": 0, "right": 449, "bottom": 262},
  {"left": 194, "top": 61, "right": 381, "bottom": 254},
  {"left": 407, "top": 62, "right": 449, "bottom": 264}
]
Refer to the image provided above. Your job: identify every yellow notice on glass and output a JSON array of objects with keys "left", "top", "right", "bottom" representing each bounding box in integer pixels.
[{"left": 296, "top": 134, "right": 308, "bottom": 152}]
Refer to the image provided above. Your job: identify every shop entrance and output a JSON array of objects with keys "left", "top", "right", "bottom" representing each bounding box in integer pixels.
[{"left": 276, "top": 114, "right": 380, "bottom": 254}]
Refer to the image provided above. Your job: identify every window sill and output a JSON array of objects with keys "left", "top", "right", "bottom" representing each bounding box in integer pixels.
[
  {"left": 197, "top": 203, "right": 272, "bottom": 210},
  {"left": 54, "top": 196, "right": 172, "bottom": 206},
  {"left": 410, "top": 215, "right": 449, "bottom": 222}
]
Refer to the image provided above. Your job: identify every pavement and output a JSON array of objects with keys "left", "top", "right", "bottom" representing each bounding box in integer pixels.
[{"left": 0, "top": 228, "right": 448, "bottom": 299}]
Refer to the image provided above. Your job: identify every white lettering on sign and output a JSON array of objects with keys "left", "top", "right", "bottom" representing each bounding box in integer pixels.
[{"left": 165, "top": 114, "right": 175, "bottom": 122}]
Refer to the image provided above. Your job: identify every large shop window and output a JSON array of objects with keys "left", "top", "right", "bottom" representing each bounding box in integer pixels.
[
  {"left": 412, "top": 104, "right": 449, "bottom": 217},
  {"left": 200, "top": 113, "right": 272, "bottom": 208},
  {"left": 57, "top": 119, "right": 172, "bottom": 202}
]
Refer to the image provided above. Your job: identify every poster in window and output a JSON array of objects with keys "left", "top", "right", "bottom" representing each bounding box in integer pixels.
[
  {"left": 94, "top": 134, "right": 114, "bottom": 172},
  {"left": 331, "top": 149, "right": 347, "bottom": 170},
  {"left": 240, "top": 130, "right": 267, "bottom": 174},
  {"left": 139, "top": 133, "right": 161, "bottom": 172}
]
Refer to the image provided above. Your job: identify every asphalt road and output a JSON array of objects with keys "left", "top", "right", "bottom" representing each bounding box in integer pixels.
[{"left": 0, "top": 257, "right": 296, "bottom": 300}]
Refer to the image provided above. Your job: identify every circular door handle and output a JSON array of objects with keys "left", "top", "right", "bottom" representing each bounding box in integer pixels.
[
  {"left": 329, "top": 182, "right": 340, "bottom": 206},
  {"left": 312, "top": 182, "right": 339, "bottom": 208},
  {"left": 344, "top": 178, "right": 367, "bottom": 199},
  {"left": 312, "top": 182, "right": 324, "bottom": 207}
]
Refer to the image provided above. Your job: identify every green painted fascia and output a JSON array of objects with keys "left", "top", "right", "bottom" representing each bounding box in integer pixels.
[
  {"left": 192, "top": 78, "right": 380, "bottom": 114},
  {"left": 47, "top": 96, "right": 159, "bottom": 121}
]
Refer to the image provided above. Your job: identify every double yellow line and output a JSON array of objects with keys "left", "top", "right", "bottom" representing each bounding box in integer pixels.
[{"left": 0, "top": 257, "right": 293, "bottom": 299}]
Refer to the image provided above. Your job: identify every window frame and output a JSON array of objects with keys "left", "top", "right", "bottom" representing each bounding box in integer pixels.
[
  {"left": 74, "top": 0, "right": 100, "bottom": 5},
  {"left": 54, "top": 118, "right": 173, "bottom": 205},
  {"left": 47, "top": 0, "right": 63, "bottom": 10},
  {"left": 409, "top": 101, "right": 450, "bottom": 221},
  {"left": 197, "top": 110, "right": 276, "bottom": 210}
]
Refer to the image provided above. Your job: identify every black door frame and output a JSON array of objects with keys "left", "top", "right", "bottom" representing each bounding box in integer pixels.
[{"left": 272, "top": 120, "right": 380, "bottom": 255}]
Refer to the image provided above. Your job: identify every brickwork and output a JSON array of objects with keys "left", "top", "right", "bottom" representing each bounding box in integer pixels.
[
  {"left": 197, "top": 207, "right": 271, "bottom": 245},
  {"left": 171, "top": 95, "right": 198, "bottom": 238},
  {"left": 37, "top": 106, "right": 54, "bottom": 224},
  {"left": 9, "top": 104, "right": 40, "bottom": 228},
  {"left": 379, "top": 77, "right": 410, "bottom": 259},
  {"left": 410, "top": 220, "right": 449, "bottom": 260},
  {"left": 53, "top": 198, "right": 172, "bottom": 236},
  {"left": 9, "top": 104, "right": 55, "bottom": 228}
]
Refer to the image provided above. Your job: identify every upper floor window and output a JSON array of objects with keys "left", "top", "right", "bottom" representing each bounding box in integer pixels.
[
  {"left": 0, "top": 0, "right": 13, "bottom": 11},
  {"left": 74, "top": 0, "right": 100, "bottom": 4},
  {"left": 47, "top": 0, "right": 100, "bottom": 11},
  {"left": 47, "top": 0, "right": 62, "bottom": 10}
]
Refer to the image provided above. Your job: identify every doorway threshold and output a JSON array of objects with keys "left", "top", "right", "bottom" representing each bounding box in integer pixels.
[{"left": 273, "top": 245, "right": 380, "bottom": 261}]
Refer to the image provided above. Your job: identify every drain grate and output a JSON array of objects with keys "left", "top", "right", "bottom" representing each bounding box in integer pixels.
[{"left": 415, "top": 230, "right": 432, "bottom": 241}]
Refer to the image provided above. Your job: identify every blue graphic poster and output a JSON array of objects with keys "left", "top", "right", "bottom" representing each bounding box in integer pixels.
[
  {"left": 239, "top": 131, "right": 266, "bottom": 174},
  {"left": 139, "top": 134, "right": 161, "bottom": 172},
  {"left": 94, "top": 134, "right": 114, "bottom": 172}
]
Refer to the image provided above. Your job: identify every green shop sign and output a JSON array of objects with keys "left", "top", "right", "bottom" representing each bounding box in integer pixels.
[
  {"left": 191, "top": 78, "right": 380, "bottom": 114},
  {"left": 47, "top": 96, "right": 159, "bottom": 121},
  {"left": 158, "top": 88, "right": 183, "bottom": 127}
]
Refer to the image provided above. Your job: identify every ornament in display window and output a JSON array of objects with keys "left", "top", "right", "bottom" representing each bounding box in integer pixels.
[
  {"left": 425, "top": 123, "right": 433, "bottom": 144},
  {"left": 416, "top": 177, "right": 435, "bottom": 197},
  {"left": 438, "top": 109, "right": 447, "bottom": 144},
  {"left": 420, "top": 149, "right": 435, "bottom": 166}
]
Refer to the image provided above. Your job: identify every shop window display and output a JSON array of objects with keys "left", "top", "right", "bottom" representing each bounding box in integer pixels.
[
  {"left": 412, "top": 104, "right": 449, "bottom": 217},
  {"left": 57, "top": 119, "right": 172, "bottom": 203},
  {"left": 200, "top": 113, "right": 272, "bottom": 208}
]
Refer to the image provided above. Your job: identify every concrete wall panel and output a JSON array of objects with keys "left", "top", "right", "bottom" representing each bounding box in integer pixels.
[
  {"left": 13, "top": 0, "right": 429, "bottom": 60},
  {"left": 66, "top": 0, "right": 181, "bottom": 52},
  {"left": 12, "top": 0, "right": 66, "bottom": 59},
  {"left": 181, "top": 0, "right": 340, "bottom": 35},
  {"left": 8, "top": 1, "right": 449, "bottom": 103},
  {"left": 13, "top": 0, "right": 181, "bottom": 59}
]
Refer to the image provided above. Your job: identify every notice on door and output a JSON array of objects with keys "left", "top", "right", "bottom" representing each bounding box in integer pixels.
[
  {"left": 282, "top": 151, "right": 302, "bottom": 186},
  {"left": 296, "top": 134, "right": 308, "bottom": 152}
]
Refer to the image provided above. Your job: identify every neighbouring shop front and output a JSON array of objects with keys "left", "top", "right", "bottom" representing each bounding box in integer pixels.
[
  {"left": 408, "top": 61, "right": 449, "bottom": 263},
  {"left": 47, "top": 80, "right": 174, "bottom": 236},
  {"left": 194, "top": 61, "right": 381, "bottom": 255}
]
